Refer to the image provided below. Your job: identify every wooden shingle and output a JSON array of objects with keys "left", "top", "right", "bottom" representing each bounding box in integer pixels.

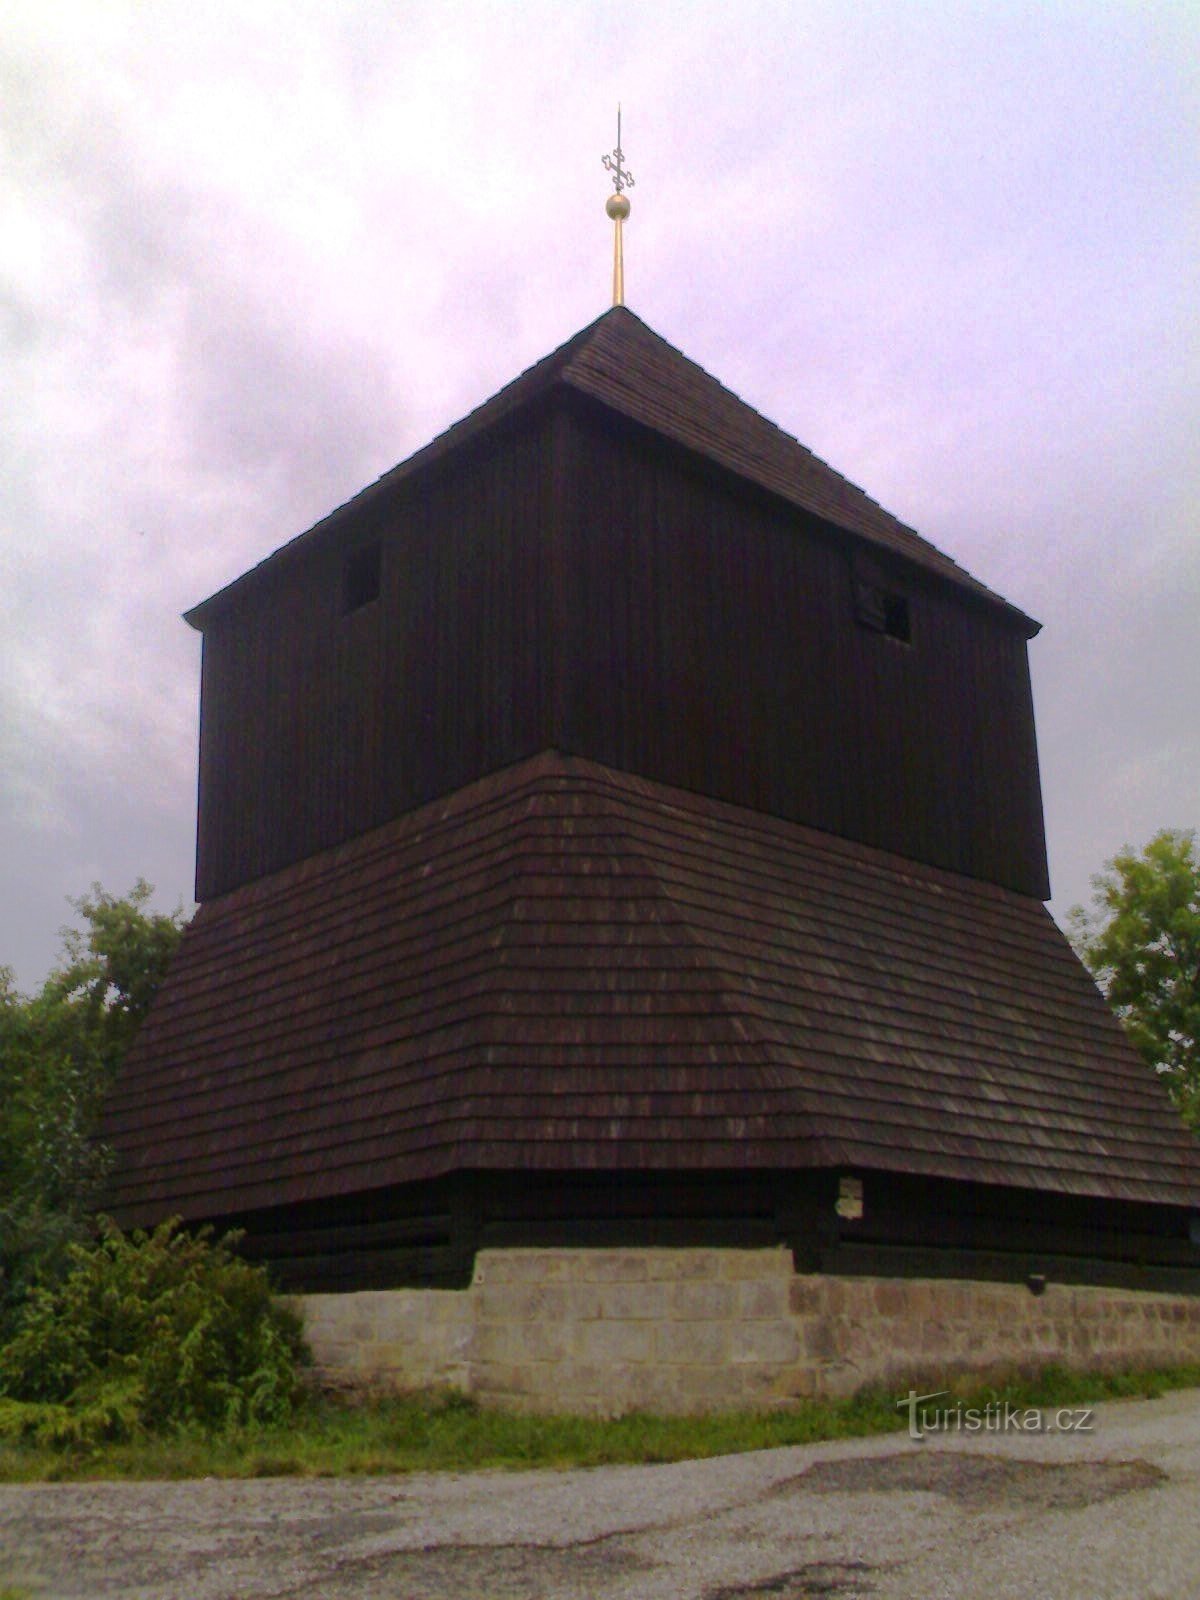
[
  {"left": 103, "top": 752, "right": 1200, "bottom": 1222},
  {"left": 185, "top": 308, "right": 1032, "bottom": 631}
]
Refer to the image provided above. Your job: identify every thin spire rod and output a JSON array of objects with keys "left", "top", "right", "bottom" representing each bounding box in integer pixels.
[{"left": 602, "top": 105, "right": 634, "bottom": 306}]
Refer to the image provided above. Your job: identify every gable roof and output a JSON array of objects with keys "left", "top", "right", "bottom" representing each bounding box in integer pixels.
[
  {"left": 186, "top": 308, "right": 1035, "bottom": 632},
  {"left": 103, "top": 751, "right": 1199, "bottom": 1222}
]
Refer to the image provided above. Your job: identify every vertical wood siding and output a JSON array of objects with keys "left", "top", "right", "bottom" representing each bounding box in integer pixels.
[
  {"left": 196, "top": 404, "right": 556, "bottom": 900},
  {"left": 553, "top": 402, "right": 1048, "bottom": 898},
  {"left": 195, "top": 394, "right": 1048, "bottom": 902}
]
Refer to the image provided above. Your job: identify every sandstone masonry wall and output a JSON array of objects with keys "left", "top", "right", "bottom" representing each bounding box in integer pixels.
[{"left": 296, "top": 1247, "right": 1200, "bottom": 1414}]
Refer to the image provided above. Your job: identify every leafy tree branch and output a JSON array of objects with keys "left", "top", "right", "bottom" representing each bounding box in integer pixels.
[
  {"left": 1069, "top": 829, "right": 1200, "bottom": 1130},
  {"left": 0, "top": 882, "right": 186, "bottom": 1330}
]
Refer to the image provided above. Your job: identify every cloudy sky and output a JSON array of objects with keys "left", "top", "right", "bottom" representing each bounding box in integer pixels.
[{"left": 2, "top": 0, "right": 1197, "bottom": 991}]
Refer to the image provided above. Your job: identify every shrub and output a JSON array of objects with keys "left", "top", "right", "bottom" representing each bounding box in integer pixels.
[
  {"left": 0, "top": 1219, "right": 307, "bottom": 1442},
  {"left": 0, "top": 883, "right": 187, "bottom": 1334}
]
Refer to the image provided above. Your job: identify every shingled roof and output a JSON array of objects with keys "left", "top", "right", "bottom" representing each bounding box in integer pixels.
[
  {"left": 186, "top": 308, "right": 1033, "bottom": 631},
  {"left": 103, "top": 752, "right": 1200, "bottom": 1222}
]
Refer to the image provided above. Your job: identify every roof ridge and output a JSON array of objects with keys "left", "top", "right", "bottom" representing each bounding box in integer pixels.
[
  {"left": 106, "top": 746, "right": 1200, "bottom": 1218},
  {"left": 186, "top": 307, "right": 1036, "bottom": 632},
  {"left": 184, "top": 312, "right": 625, "bottom": 628},
  {"left": 556, "top": 311, "right": 1028, "bottom": 622},
  {"left": 564, "top": 309, "right": 830, "bottom": 477},
  {"left": 564, "top": 770, "right": 828, "bottom": 1125}
]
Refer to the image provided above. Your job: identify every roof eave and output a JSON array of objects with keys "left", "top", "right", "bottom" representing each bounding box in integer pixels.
[
  {"left": 559, "top": 380, "right": 1043, "bottom": 639},
  {"left": 183, "top": 311, "right": 621, "bottom": 631}
]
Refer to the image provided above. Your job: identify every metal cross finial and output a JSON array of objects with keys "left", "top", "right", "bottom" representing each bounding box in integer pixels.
[
  {"left": 601, "top": 106, "right": 633, "bottom": 307},
  {"left": 602, "top": 105, "right": 635, "bottom": 195}
]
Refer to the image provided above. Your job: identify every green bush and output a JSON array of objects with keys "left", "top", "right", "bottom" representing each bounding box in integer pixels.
[
  {"left": 0, "top": 882, "right": 187, "bottom": 1334},
  {"left": 0, "top": 1219, "right": 307, "bottom": 1443}
]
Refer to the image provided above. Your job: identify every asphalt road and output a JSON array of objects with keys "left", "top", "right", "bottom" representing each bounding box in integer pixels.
[{"left": 3, "top": 1388, "right": 1199, "bottom": 1599}]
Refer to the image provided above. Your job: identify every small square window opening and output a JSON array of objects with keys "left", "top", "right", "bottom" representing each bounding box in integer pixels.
[
  {"left": 883, "top": 593, "right": 910, "bottom": 643},
  {"left": 853, "top": 576, "right": 912, "bottom": 645},
  {"left": 343, "top": 543, "right": 381, "bottom": 613}
]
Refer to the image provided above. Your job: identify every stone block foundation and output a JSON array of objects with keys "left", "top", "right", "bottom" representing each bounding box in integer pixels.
[{"left": 295, "top": 1248, "right": 1200, "bottom": 1414}]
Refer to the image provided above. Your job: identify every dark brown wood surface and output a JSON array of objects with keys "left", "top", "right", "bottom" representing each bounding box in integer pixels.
[
  {"left": 191, "top": 313, "right": 1048, "bottom": 902},
  {"left": 187, "top": 308, "right": 1029, "bottom": 631},
  {"left": 212, "top": 1167, "right": 1200, "bottom": 1295},
  {"left": 102, "top": 753, "right": 1200, "bottom": 1227}
]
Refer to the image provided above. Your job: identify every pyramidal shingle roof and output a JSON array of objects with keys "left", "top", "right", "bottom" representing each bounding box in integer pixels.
[
  {"left": 186, "top": 308, "right": 1032, "bottom": 630},
  {"left": 102, "top": 752, "right": 1200, "bottom": 1222}
]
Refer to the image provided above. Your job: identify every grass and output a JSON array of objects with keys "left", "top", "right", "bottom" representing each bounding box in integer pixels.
[{"left": 1, "top": 1364, "right": 1197, "bottom": 1484}]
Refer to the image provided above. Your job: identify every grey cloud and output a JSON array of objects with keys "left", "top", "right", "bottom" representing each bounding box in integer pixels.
[{"left": 2, "top": 0, "right": 1196, "bottom": 992}]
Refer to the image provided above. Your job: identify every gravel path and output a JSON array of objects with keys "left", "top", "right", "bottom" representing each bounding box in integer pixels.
[{"left": 2, "top": 1389, "right": 1198, "bottom": 1599}]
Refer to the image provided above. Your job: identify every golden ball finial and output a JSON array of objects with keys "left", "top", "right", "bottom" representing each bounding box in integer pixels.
[{"left": 606, "top": 193, "right": 630, "bottom": 221}]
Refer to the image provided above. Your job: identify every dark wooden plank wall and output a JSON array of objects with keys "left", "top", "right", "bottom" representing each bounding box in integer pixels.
[
  {"left": 226, "top": 1170, "right": 1200, "bottom": 1295},
  {"left": 196, "top": 393, "right": 1048, "bottom": 902},
  {"left": 556, "top": 400, "right": 1049, "bottom": 898},
  {"left": 196, "top": 403, "right": 559, "bottom": 900}
]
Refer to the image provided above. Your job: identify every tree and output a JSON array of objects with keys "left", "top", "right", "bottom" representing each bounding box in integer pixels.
[
  {"left": 0, "top": 889, "right": 309, "bottom": 1443},
  {"left": 1069, "top": 829, "right": 1200, "bottom": 1130},
  {"left": 41, "top": 880, "right": 186, "bottom": 1071},
  {"left": 0, "top": 882, "right": 186, "bottom": 1329}
]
